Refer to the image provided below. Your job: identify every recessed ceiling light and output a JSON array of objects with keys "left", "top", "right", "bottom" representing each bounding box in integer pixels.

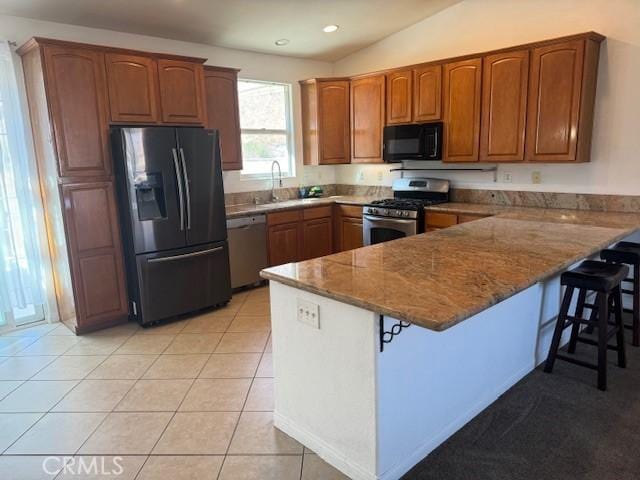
[
  {"left": 275, "top": 38, "right": 290, "bottom": 46},
  {"left": 323, "top": 24, "right": 339, "bottom": 33}
]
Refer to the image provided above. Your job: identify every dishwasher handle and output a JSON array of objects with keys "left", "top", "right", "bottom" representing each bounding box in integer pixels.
[{"left": 226, "top": 215, "right": 266, "bottom": 229}]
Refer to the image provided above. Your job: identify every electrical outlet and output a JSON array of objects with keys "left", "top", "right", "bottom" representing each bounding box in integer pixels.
[
  {"left": 357, "top": 171, "right": 365, "bottom": 183},
  {"left": 297, "top": 298, "right": 320, "bottom": 329},
  {"left": 531, "top": 171, "right": 542, "bottom": 184},
  {"left": 502, "top": 172, "right": 513, "bottom": 183},
  {"left": 377, "top": 171, "right": 384, "bottom": 181}
]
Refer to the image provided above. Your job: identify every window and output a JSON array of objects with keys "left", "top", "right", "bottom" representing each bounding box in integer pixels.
[{"left": 238, "top": 79, "right": 294, "bottom": 177}]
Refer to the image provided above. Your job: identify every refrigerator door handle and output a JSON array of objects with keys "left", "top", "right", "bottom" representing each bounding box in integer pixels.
[
  {"left": 179, "top": 147, "right": 192, "bottom": 230},
  {"left": 148, "top": 246, "right": 224, "bottom": 264},
  {"left": 172, "top": 148, "right": 186, "bottom": 231}
]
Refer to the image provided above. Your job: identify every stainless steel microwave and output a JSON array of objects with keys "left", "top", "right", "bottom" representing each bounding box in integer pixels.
[{"left": 383, "top": 122, "right": 443, "bottom": 162}]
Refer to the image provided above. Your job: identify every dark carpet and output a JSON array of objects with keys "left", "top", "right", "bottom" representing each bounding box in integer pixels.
[{"left": 404, "top": 323, "right": 640, "bottom": 480}]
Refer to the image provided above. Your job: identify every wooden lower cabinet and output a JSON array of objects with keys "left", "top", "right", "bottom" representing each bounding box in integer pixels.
[
  {"left": 339, "top": 217, "right": 364, "bottom": 251},
  {"left": 302, "top": 217, "right": 333, "bottom": 260},
  {"left": 333, "top": 205, "right": 364, "bottom": 252},
  {"left": 61, "top": 181, "right": 128, "bottom": 332},
  {"left": 425, "top": 211, "right": 489, "bottom": 231},
  {"left": 267, "top": 221, "right": 302, "bottom": 266},
  {"left": 267, "top": 206, "right": 336, "bottom": 265}
]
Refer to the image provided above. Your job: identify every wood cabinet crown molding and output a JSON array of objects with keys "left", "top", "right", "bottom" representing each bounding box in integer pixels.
[
  {"left": 17, "top": 37, "right": 207, "bottom": 64},
  {"left": 340, "top": 31, "right": 604, "bottom": 81}
]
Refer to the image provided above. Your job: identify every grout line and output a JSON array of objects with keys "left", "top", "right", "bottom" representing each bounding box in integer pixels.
[
  {"left": 0, "top": 379, "right": 26, "bottom": 402},
  {"left": 299, "top": 450, "right": 305, "bottom": 480}
]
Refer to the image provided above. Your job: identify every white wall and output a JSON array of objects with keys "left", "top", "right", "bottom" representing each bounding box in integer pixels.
[
  {"left": 333, "top": 0, "right": 640, "bottom": 195},
  {"left": 0, "top": 14, "right": 336, "bottom": 194}
]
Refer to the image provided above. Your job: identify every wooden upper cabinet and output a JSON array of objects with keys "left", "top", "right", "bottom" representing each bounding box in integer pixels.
[
  {"left": 204, "top": 67, "right": 243, "bottom": 171},
  {"left": 351, "top": 75, "right": 385, "bottom": 163},
  {"left": 413, "top": 65, "right": 442, "bottom": 122},
  {"left": 386, "top": 70, "right": 412, "bottom": 124},
  {"left": 443, "top": 58, "right": 482, "bottom": 162},
  {"left": 157, "top": 59, "right": 206, "bottom": 124},
  {"left": 526, "top": 39, "right": 598, "bottom": 162},
  {"left": 105, "top": 53, "right": 159, "bottom": 123},
  {"left": 42, "top": 45, "right": 111, "bottom": 177},
  {"left": 318, "top": 80, "right": 350, "bottom": 164},
  {"left": 480, "top": 50, "right": 529, "bottom": 162}
]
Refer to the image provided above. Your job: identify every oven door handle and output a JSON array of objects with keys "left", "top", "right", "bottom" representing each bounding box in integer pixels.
[{"left": 363, "top": 215, "right": 416, "bottom": 227}]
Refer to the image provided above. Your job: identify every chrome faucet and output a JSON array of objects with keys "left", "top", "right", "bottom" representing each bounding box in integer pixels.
[{"left": 271, "top": 160, "right": 282, "bottom": 202}]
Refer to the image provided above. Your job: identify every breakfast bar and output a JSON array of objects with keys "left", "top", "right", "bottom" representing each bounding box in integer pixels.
[{"left": 261, "top": 207, "right": 640, "bottom": 480}]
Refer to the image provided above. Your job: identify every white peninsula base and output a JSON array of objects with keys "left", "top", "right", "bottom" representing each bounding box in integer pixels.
[{"left": 268, "top": 237, "right": 637, "bottom": 480}]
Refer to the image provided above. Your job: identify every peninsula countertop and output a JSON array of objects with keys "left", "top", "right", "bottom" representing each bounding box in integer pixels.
[{"left": 260, "top": 204, "right": 640, "bottom": 331}]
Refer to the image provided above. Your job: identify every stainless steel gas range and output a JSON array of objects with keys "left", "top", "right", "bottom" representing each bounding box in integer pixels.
[{"left": 363, "top": 178, "right": 449, "bottom": 246}]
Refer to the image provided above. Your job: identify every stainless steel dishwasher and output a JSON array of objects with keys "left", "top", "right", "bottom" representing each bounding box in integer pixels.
[{"left": 226, "top": 215, "right": 269, "bottom": 288}]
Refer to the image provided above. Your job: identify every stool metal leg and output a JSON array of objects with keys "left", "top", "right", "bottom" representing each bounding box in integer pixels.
[
  {"left": 568, "top": 289, "right": 587, "bottom": 354},
  {"left": 597, "top": 292, "right": 609, "bottom": 391},
  {"left": 545, "top": 286, "right": 574, "bottom": 374},
  {"left": 614, "top": 286, "right": 627, "bottom": 368},
  {"left": 633, "top": 268, "right": 639, "bottom": 347}
]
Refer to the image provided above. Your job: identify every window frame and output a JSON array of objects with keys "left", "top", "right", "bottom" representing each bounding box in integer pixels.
[{"left": 237, "top": 78, "right": 296, "bottom": 180}]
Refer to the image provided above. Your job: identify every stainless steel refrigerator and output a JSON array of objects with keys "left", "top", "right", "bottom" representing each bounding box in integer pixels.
[{"left": 111, "top": 127, "right": 231, "bottom": 325}]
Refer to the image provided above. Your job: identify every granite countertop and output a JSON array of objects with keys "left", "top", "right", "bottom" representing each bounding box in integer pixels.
[
  {"left": 225, "top": 195, "right": 380, "bottom": 219},
  {"left": 260, "top": 204, "right": 640, "bottom": 332}
]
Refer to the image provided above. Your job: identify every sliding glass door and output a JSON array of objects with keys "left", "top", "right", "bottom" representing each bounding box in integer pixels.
[{"left": 0, "top": 41, "right": 48, "bottom": 332}]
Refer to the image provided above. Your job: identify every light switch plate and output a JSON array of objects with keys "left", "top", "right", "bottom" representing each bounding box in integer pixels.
[{"left": 297, "top": 298, "right": 320, "bottom": 329}]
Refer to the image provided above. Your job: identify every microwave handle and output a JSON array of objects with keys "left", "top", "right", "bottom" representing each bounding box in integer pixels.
[{"left": 431, "top": 132, "right": 438, "bottom": 159}]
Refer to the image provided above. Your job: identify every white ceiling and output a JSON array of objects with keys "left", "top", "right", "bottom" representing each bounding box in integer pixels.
[{"left": 0, "top": 0, "right": 461, "bottom": 61}]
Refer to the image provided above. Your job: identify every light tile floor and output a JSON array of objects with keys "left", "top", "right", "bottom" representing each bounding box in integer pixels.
[{"left": 0, "top": 286, "right": 348, "bottom": 479}]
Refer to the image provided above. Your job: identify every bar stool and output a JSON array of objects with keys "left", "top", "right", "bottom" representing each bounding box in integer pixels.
[
  {"left": 544, "top": 260, "right": 628, "bottom": 391},
  {"left": 601, "top": 241, "right": 640, "bottom": 346}
]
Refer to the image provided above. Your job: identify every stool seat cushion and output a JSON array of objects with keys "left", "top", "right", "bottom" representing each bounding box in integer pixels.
[
  {"left": 601, "top": 241, "right": 640, "bottom": 266},
  {"left": 561, "top": 260, "right": 629, "bottom": 291}
]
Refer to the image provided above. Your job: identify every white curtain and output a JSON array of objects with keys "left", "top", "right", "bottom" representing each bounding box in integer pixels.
[{"left": 0, "top": 41, "right": 46, "bottom": 326}]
